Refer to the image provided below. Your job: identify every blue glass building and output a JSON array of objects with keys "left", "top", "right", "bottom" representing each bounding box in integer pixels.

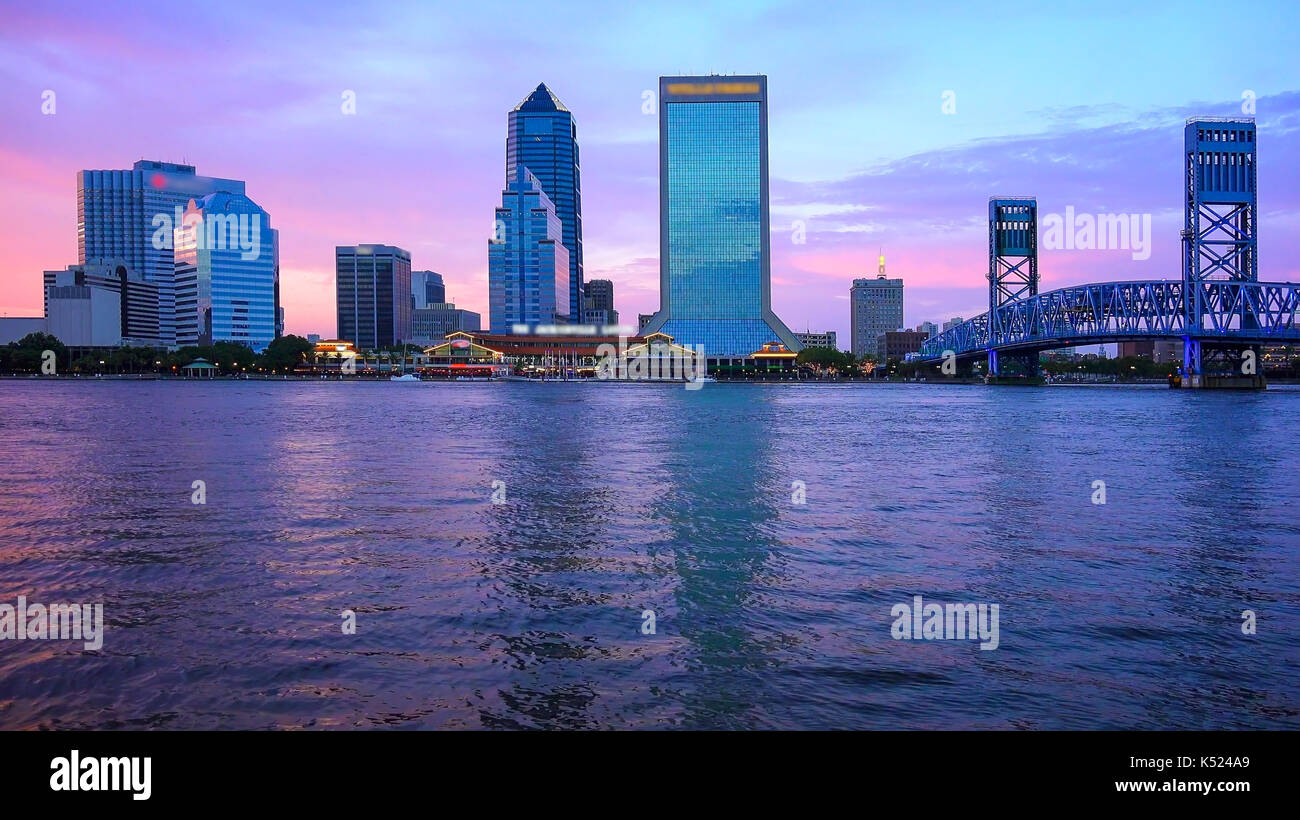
[
  {"left": 78, "top": 160, "right": 248, "bottom": 348},
  {"left": 488, "top": 166, "right": 570, "bottom": 334},
  {"left": 172, "top": 193, "right": 278, "bottom": 352},
  {"left": 506, "top": 83, "right": 583, "bottom": 321},
  {"left": 642, "top": 75, "right": 801, "bottom": 357}
]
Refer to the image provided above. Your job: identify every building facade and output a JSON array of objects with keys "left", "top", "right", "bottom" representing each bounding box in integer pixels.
[
  {"left": 173, "top": 193, "right": 278, "bottom": 351},
  {"left": 916, "top": 321, "right": 938, "bottom": 340},
  {"left": 44, "top": 261, "right": 161, "bottom": 347},
  {"left": 794, "top": 331, "right": 838, "bottom": 350},
  {"left": 488, "top": 166, "right": 570, "bottom": 333},
  {"left": 850, "top": 274, "right": 904, "bottom": 358},
  {"left": 411, "top": 303, "right": 482, "bottom": 346},
  {"left": 942, "top": 316, "right": 965, "bottom": 332},
  {"left": 507, "top": 83, "right": 583, "bottom": 321},
  {"left": 411, "top": 270, "right": 446, "bottom": 310},
  {"left": 877, "top": 330, "right": 929, "bottom": 361},
  {"left": 641, "top": 75, "right": 801, "bottom": 358},
  {"left": 336, "top": 244, "right": 413, "bottom": 350},
  {"left": 78, "top": 160, "right": 246, "bottom": 347}
]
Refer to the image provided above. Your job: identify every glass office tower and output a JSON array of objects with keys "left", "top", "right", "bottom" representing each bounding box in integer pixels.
[
  {"left": 172, "top": 193, "right": 278, "bottom": 352},
  {"left": 335, "top": 245, "right": 413, "bottom": 350},
  {"left": 488, "top": 166, "right": 570, "bottom": 334},
  {"left": 641, "top": 75, "right": 801, "bottom": 357},
  {"left": 506, "top": 83, "right": 583, "bottom": 321},
  {"left": 78, "top": 160, "right": 247, "bottom": 347}
]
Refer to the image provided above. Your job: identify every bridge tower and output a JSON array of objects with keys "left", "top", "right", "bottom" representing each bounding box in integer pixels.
[
  {"left": 1181, "top": 118, "right": 1259, "bottom": 384},
  {"left": 988, "top": 197, "right": 1038, "bottom": 376}
]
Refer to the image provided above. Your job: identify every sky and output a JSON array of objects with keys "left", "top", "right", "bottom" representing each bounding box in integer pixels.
[{"left": 2, "top": 0, "right": 1299, "bottom": 345}]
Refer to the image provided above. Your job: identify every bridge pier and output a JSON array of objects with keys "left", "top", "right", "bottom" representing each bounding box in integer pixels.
[{"left": 1174, "top": 339, "right": 1265, "bottom": 389}]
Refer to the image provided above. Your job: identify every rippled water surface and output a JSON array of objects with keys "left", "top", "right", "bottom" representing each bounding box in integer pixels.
[{"left": 0, "top": 380, "right": 1297, "bottom": 729}]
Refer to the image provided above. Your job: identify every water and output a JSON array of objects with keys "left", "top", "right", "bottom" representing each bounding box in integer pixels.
[{"left": 0, "top": 380, "right": 1297, "bottom": 730}]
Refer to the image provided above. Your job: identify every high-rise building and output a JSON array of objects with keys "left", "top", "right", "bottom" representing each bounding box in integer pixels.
[
  {"left": 172, "top": 193, "right": 278, "bottom": 352},
  {"left": 916, "top": 321, "right": 939, "bottom": 339},
  {"left": 488, "top": 166, "right": 570, "bottom": 333},
  {"left": 507, "top": 83, "right": 583, "bottom": 320},
  {"left": 43, "top": 261, "right": 161, "bottom": 347},
  {"left": 942, "top": 316, "right": 965, "bottom": 332},
  {"left": 78, "top": 160, "right": 246, "bottom": 347},
  {"left": 411, "top": 270, "right": 446, "bottom": 310},
  {"left": 795, "top": 331, "right": 838, "bottom": 350},
  {"left": 335, "top": 244, "right": 412, "bottom": 350},
  {"left": 850, "top": 252, "right": 903, "bottom": 358},
  {"left": 641, "top": 75, "right": 801, "bottom": 358}
]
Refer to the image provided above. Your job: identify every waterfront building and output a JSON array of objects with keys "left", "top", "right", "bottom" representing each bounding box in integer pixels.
[
  {"left": 43, "top": 261, "right": 161, "bottom": 347},
  {"left": 488, "top": 166, "right": 570, "bottom": 333},
  {"left": 336, "top": 244, "right": 413, "bottom": 350},
  {"left": 507, "top": 83, "right": 583, "bottom": 320},
  {"left": 78, "top": 160, "right": 247, "bottom": 347},
  {"left": 582, "top": 279, "right": 619, "bottom": 326},
  {"left": 795, "top": 330, "right": 838, "bottom": 350},
  {"left": 916, "top": 321, "right": 939, "bottom": 340},
  {"left": 411, "top": 270, "right": 446, "bottom": 310},
  {"left": 850, "top": 253, "right": 903, "bottom": 358},
  {"left": 641, "top": 75, "right": 801, "bottom": 358},
  {"left": 173, "top": 193, "right": 278, "bottom": 351},
  {"left": 411, "top": 302, "right": 482, "bottom": 346}
]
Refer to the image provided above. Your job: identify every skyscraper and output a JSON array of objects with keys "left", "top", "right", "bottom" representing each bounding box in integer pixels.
[
  {"left": 335, "top": 245, "right": 412, "bottom": 350},
  {"left": 488, "top": 166, "right": 570, "bottom": 334},
  {"left": 172, "top": 193, "right": 278, "bottom": 352},
  {"left": 641, "top": 75, "right": 801, "bottom": 357},
  {"left": 411, "top": 270, "right": 446, "bottom": 310},
  {"left": 507, "top": 83, "right": 583, "bottom": 320},
  {"left": 850, "top": 252, "right": 903, "bottom": 358},
  {"left": 78, "top": 160, "right": 246, "bottom": 347}
]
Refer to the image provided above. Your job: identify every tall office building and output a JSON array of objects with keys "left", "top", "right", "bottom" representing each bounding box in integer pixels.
[
  {"left": 411, "top": 270, "right": 446, "bottom": 310},
  {"left": 336, "top": 245, "right": 413, "bottom": 350},
  {"left": 641, "top": 75, "right": 801, "bottom": 357},
  {"left": 488, "top": 166, "right": 570, "bottom": 334},
  {"left": 78, "top": 160, "right": 246, "bottom": 347},
  {"left": 942, "top": 316, "right": 965, "bottom": 332},
  {"left": 850, "top": 252, "right": 903, "bottom": 358},
  {"left": 916, "top": 321, "right": 939, "bottom": 339},
  {"left": 172, "top": 193, "right": 278, "bottom": 352},
  {"left": 507, "top": 83, "right": 583, "bottom": 320}
]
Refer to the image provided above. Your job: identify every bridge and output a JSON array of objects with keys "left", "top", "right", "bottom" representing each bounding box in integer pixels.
[{"left": 917, "top": 118, "right": 1300, "bottom": 387}]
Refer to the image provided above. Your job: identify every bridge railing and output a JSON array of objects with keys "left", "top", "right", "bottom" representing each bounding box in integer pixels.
[{"left": 918, "top": 280, "right": 1300, "bottom": 359}]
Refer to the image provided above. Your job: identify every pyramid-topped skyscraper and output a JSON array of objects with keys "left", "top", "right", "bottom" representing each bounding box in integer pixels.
[{"left": 506, "top": 83, "right": 583, "bottom": 322}]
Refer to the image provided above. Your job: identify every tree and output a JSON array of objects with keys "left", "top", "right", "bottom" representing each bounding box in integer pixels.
[{"left": 258, "top": 334, "right": 314, "bottom": 373}]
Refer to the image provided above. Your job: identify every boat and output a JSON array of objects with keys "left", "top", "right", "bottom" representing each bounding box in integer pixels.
[{"left": 389, "top": 373, "right": 420, "bottom": 382}]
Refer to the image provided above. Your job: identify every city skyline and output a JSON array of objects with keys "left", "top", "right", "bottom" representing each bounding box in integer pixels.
[{"left": 3, "top": 1, "right": 1300, "bottom": 347}]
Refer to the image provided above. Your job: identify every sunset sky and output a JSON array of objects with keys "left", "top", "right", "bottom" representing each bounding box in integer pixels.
[{"left": 2, "top": 0, "right": 1298, "bottom": 343}]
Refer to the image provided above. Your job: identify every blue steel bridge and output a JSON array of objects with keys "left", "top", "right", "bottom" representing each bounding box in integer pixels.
[{"left": 917, "top": 117, "right": 1300, "bottom": 386}]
